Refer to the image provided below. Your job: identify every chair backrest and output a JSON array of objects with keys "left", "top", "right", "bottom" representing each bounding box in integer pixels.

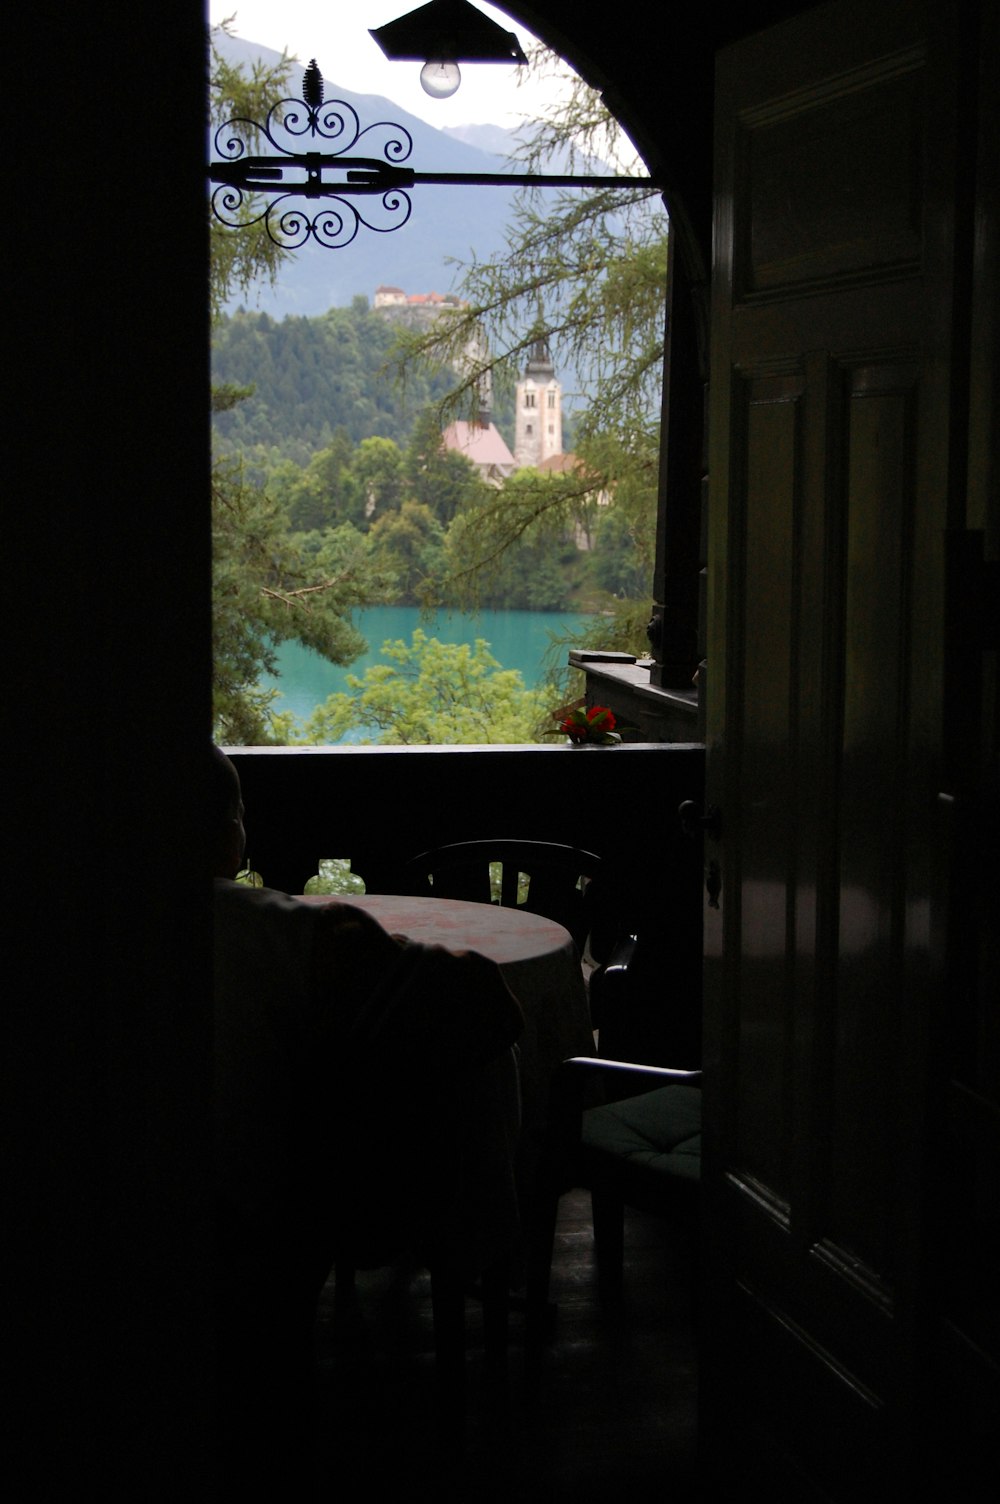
[{"left": 399, "top": 839, "right": 604, "bottom": 952}]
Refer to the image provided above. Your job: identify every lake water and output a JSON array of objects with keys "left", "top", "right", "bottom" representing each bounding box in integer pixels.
[{"left": 262, "top": 605, "right": 595, "bottom": 736}]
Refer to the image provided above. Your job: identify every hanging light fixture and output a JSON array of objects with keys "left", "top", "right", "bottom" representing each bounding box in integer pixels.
[
  {"left": 419, "top": 60, "right": 462, "bottom": 100},
  {"left": 370, "top": 0, "right": 528, "bottom": 100}
]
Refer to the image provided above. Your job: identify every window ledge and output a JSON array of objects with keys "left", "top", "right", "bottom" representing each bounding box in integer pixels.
[{"left": 569, "top": 651, "right": 700, "bottom": 743}]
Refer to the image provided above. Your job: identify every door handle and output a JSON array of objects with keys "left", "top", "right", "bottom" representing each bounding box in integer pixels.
[
  {"left": 678, "top": 800, "right": 722, "bottom": 840},
  {"left": 679, "top": 802, "right": 723, "bottom": 908}
]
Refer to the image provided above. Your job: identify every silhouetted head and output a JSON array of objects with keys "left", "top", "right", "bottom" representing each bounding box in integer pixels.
[{"left": 210, "top": 743, "right": 247, "bottom": 879}]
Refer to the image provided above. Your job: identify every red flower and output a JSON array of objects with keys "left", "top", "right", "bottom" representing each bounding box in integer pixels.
[
  {"left": 587, "top": 706, "right": 616, "bottom": 731},
  {"left": 560, "top": 716, "right": 588, "bottom": 742},
  {"left": 557, "top": 704, "right": 619, "bottom": 743}
]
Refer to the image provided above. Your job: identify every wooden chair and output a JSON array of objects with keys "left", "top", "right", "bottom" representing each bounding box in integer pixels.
[
  {"left": 398, "top": 838, "right": 606, "bottom": 953},
  {"left": 530, "top": 1056, "right": 702, "bottom": 1320},
  {"left": 588, "top": 931, "right": 703, "bottom": 1068}
]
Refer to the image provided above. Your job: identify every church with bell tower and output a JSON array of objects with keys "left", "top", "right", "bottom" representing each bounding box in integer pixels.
[{"left": 514, "top": 336, "right": 563, "bottom": 469}]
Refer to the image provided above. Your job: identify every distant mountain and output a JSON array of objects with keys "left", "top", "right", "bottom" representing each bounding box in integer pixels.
[
  {"left": 212, "top": 32, "right": 535, "bottom": 319},
  {"left": 441, "top": 122, "right": 523, "bottom": 156}
]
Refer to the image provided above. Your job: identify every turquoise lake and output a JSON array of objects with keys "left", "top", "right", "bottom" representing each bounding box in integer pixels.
[{"left": 261, "top": 605, "right": 596, "bottom": 737}]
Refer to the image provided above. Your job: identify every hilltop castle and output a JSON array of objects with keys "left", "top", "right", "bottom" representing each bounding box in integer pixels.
[{"left": 372, "top": 285, "right": 467, "bottom": 327}]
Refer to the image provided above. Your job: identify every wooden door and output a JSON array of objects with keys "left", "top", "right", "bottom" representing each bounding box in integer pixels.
[{"left": 700, "top": 1, "right": 996, "bottom": 1495}]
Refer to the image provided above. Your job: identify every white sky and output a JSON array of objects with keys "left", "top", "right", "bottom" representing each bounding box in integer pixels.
[{"left": 208, "top": 2, "right": 571, "bottom": 128}]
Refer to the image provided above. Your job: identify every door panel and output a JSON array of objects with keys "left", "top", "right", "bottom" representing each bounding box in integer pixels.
[{"left": 701, "top": 1, "right": 978, "bottom": 1494}]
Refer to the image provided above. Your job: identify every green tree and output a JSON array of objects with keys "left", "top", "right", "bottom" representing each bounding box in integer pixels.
[
  {"left": 403, "top": 409, "right": 488, "bottom": 527},
  {"left": 443, "top": 467, "right": 587, "bottom": 611},
  {"left": 299, "top": 630, "right": 551, "bottom": 745},
  {"left": 279, "top": 432, "right": 363, "bottom": 533},
  {"left": 590, "top": 502, "right": 653, "bottom": 598},
  {"left": 212, "top": 460, "right": 394, "bottom": 743},
  {"left": 368, "top": 501, "right": 446, "bottom": 602},
  {"left": 349, "top": 436, "right": 405, "bottom": 521}
]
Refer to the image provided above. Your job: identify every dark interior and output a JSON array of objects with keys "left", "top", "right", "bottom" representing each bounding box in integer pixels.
[{"left": 9, "top": 2, "right": 997, "bottom": 1497}]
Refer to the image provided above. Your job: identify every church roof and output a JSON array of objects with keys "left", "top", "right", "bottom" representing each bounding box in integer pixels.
[
  {"left": 538, "top": 451, "right": 579, "bottom": 473},
  {"left": 442, "top": 420, "right": 516, "bottom": 469}
]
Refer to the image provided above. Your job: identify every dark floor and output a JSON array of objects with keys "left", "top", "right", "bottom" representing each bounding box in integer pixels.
[{"left": 309, "top": 1190, "right": 702, "bottom": 1501}]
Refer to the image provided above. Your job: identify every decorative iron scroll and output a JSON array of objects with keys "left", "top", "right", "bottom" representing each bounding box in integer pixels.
[
  {"left": 209, "top": 60, "right": 415, "bottom": 248},
  {"left": 208, "top": 60, "right": 657, "bottom": 249}
]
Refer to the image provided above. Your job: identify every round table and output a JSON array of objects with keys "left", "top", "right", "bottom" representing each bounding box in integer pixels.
[
  {"left": 297, "top": 892, "right": 595, "bottom": 1202},
  {"left": 298, "top": 891, "right": 581, "bottom": 965}
]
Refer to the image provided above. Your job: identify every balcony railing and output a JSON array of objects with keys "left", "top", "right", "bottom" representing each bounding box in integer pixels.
[{"left": 227, "top": 741, "right": 706, "bottom": 985}]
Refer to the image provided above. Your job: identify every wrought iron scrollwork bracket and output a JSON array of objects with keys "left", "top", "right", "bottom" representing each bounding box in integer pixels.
[{"left": 208, "top": 59, "right": 657, "bottom": 250}]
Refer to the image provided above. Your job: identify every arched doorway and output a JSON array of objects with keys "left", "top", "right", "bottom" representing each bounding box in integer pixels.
[{"left": 208, "top": 4, "right": 698, "bottom": 740}]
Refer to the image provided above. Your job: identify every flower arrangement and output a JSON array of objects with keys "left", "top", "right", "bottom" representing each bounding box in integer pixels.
[{"left": 555, "top": 703, "right": 622, "bottom": 745}]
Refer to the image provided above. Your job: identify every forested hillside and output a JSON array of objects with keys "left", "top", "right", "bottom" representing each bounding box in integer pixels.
[
  {"left": 211, "top": 297, "right": 520, "bottom": 467},
  {"left": 212, "top": 299, "right": 451, "bottom": 464}
]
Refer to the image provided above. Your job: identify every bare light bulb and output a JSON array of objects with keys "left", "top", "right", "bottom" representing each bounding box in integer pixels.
[{"left": 420, "top": 60, "right": 461, "bottom": 99}]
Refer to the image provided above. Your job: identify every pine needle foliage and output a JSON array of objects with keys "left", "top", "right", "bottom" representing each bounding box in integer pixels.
[
  {"left": 390, "top": 47, "right": 668, "bottom": 645},
  {"left": 208, "top": 20, "right": 296, "bottom": 321}
]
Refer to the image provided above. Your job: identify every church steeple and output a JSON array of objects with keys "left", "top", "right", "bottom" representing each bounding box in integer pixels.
[
  {"left": 524, "top": 334, "right": 555, "bottom": 381},
  {"left": 514, "top": 326, "right": 562, "bottom": 470}
]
